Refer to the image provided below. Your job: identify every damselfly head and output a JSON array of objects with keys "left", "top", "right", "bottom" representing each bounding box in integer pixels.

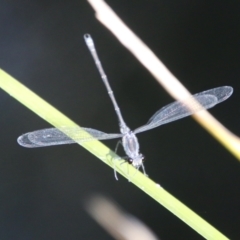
[{"left": 129, "top": 153, "right": 144, "bottom": 168}]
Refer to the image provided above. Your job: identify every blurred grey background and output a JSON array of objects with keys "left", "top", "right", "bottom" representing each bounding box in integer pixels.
[{"left": 0, "top": 1, "right": 240, "bottom": 239}]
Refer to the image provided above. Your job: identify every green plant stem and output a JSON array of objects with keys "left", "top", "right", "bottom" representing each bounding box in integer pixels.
[{"left": 0, "top": 69, "right": 229, "bottom": 239}]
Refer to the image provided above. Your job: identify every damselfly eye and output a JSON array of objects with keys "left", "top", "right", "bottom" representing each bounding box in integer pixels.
[{"left": 126, "top": 158, "right": 133, "bottom": 164}]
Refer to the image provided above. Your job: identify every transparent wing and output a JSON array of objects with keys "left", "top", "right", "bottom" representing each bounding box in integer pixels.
[
  {"left": 17, "top": 127, "right": 123, "bottom": 148},
  {"left": 134, "top": 86, "right": 233, "bottom": 134}
]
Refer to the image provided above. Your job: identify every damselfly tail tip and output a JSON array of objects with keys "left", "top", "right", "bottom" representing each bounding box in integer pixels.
[{"left": 84, "top": 33, "right": 94, "bottom": 47}]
